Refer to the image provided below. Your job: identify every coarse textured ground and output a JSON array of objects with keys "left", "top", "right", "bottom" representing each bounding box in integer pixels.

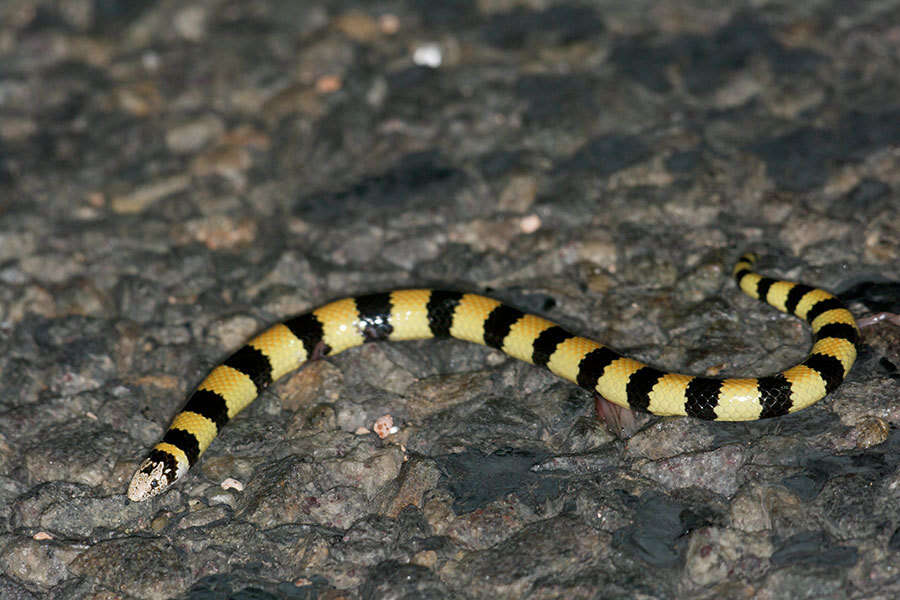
[{"left": 1, "top": 1, "right": 899, "bottom": 599}]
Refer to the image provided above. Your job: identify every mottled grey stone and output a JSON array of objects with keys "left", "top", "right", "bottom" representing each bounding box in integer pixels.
[{"left": 0, "top": 1, "right": 897, "bottom": 598}]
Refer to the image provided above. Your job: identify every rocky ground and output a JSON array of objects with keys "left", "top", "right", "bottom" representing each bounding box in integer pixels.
[{"left": 0, "top": 1, "right": 898, "bottom": 598}]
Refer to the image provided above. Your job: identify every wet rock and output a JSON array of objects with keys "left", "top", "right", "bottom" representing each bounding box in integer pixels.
[
  {"left": 638, "top": 444, "right": 748, "bottom": 497},
  {"left": 69, "top": 538, "right": 189, "bottom": 600}
]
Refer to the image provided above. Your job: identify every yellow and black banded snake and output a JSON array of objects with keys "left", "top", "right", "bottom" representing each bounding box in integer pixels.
[{"left": 127, "top": 253, "right": 859, "bottom": 501}]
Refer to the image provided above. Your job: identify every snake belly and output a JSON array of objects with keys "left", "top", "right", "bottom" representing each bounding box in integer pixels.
[{"left": 127, "top": 253, "right": 859, "bottom": 501}]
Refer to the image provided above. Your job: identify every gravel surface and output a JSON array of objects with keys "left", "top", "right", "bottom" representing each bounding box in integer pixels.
[{"left": 1, "top": 1, "right": 898, "bottom": 598}]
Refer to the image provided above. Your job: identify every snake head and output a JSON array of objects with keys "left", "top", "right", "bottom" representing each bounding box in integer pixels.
[{"left": 127, "top": 449, "right": 187, "bottom": 501}]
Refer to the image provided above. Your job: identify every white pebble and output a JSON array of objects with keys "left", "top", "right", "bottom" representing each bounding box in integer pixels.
[
  {"left": 220, "top": 477, "right": 244, "bottom": 492},
  {"left": 413, "top": 43, "right": 442, "bottom": 68}
]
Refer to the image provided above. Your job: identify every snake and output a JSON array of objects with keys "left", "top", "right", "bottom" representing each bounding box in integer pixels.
[{"left": 127, "top": 253, "right": 859, "bottom": 501}]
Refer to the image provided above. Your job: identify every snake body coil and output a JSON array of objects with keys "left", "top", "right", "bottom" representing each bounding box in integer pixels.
[{"left": 128, "top": 254, "right": 859, "bottom": 501}]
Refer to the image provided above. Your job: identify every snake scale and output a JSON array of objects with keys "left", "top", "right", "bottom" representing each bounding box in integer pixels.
[{"left": 128, "top": 253, "right": 859, "bottom": 501}]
